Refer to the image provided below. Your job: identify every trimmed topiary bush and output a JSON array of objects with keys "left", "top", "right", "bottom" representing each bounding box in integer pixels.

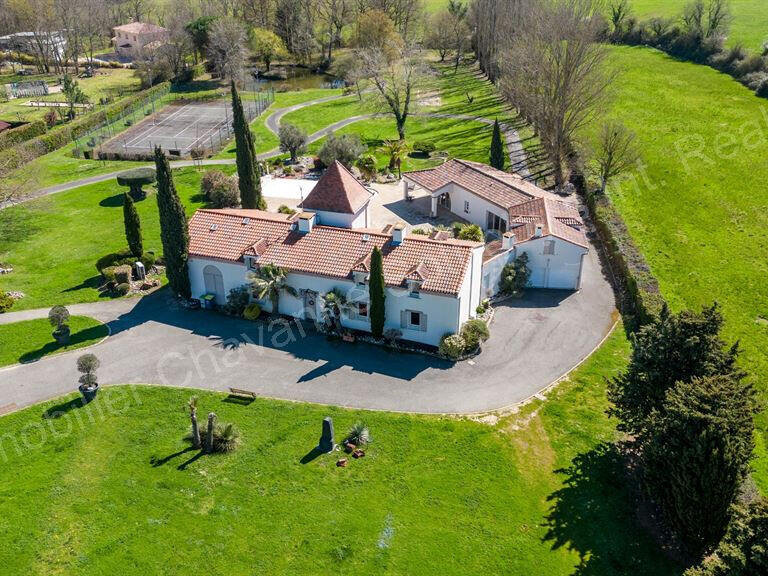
[
  {"left": 113, "top": 265, "right": 132, "bottom": 285},
  {"left": 439, "top": 333, "right": 466, "bottom": 360},
  {"left": 243, "top": 303, "right": 261, "bottom": 321},
  {"left": 412, "top": 140, "right": 436, "bottom": 157},
  {"left": 461, "top": 319, "right": 490, "bottom": 351},
  {"left": 116, "top": 167, "right": 156, "bottom": 200}
]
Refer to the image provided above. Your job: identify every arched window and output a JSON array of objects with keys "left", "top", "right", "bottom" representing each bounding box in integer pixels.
[{"left": 203, "top": 265, "right": 225, "bottom": 304}]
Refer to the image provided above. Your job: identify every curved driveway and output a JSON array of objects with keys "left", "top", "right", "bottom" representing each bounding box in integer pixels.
[{"left": 0, "top": 245, "right": 615, "bottom": 415}]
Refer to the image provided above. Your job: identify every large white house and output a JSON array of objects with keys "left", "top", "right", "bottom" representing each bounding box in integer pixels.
[
  {"left": 404, "top": 159, "right": 589, "bottom": 291},
  {"left": 187, "top": 163, "right": 485, "bottom": 347},
  {"left": 187, "top": 160, "right": 590, "bottom": 346}
]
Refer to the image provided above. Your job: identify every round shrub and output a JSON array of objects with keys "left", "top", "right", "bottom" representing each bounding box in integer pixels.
[
  {"left": 102, "top": 266, "right": 117, "bottom": 283},
  {"left": 140, "top": 252, "right": 156, "bottom": 270},
  {"left": 243, "top": 303, "right": 261, "bottom": 321},
  {"left": 412, "top": 140, "right": 436, "bottom": 156},
  {"left": 439, "top": 333, "right": 466, "bottom": 360},
  {"left": 0, "top": 291, "right": 14, "bottom": 313},
  {"left": 201, "top": 170, "right": 240, "bottom": 208},
  {"left": 115, "top": 283, "right": 131, "bottom": 296},
  {"left": 201, "top": 170, "right": 229, "bottom": 200},
  {"left": 457, "top": 224, "right": 485, "bottom": 242},
  {"left": 461, "top": 319, "right": 490, "bottom": 351},
  {"left": 113, "top": 265, "right": 132, "bottom": 285}
]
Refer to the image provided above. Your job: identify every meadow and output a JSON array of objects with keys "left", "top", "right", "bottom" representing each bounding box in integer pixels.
[{"left": 596, "top": 45, "right": 768, "bottom": 488}]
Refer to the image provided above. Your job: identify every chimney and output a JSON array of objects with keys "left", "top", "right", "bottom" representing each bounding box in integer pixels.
[
  {"left": 534, "top": 224, "right": 543, "bottom": 238},
  {"left": 392, "top": 222, "right": 406, "bottom": 245},
  {"left": 502, "top": 232, "right": 516, "bottom": 250},
  {"left": 297, "top": 212, "right": 316, "bottom": 234}
]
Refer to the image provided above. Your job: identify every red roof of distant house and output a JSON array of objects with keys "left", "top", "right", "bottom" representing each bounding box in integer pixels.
[
  {"left": 300, "top": 161, "right": 373, "bottom": 214},
  {"left": 188, "top": 209, "right": 481, "bottom": 295},
  {"left": 507, "top": 197, "right": 589, "bottom": 248},
  {"left": 404, "top": 158, "right": 546, "bottom": 209},
  {"left": 113, "top": 22, "right": 167, "bottom": 35}
]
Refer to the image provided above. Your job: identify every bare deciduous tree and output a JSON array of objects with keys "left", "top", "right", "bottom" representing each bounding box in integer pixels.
[
  {"left": 591, "top": 120, "right": 641, "bottom": 193},
  {"left": 208, "top": 15, "right": 248, "bottom": 80},
  {"left": 500, "top": 0, "right": 611, "bottom": 189},
  {"left": 424, "top": 11, "right": 454, "bottom": 62}
]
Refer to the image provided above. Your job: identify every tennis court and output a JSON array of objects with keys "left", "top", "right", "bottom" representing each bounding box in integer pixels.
[{"left": 100, "top": 98, "right": 263, "bottom": 157}]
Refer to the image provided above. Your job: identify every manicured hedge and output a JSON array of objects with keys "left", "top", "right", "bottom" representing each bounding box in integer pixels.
[
  {"left": 585, "top": 191, "right": 666, "bottom": 328},
  {"left": 0, "top": 81, "right": 171, "bottom": 171},
  {"left": 0, "top": 120, "right": 46, "bottom": 152}
]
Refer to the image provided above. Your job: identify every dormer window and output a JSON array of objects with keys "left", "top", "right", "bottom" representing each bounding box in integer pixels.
[
  {"left": 245, "top": 256, "right": 258, "bottom": 270},
  {"left": 353, "top": 271, "right": 368, "bottom": 286},
  {"left": 407, "top": 279, "right": 422, "bottom": 297}
]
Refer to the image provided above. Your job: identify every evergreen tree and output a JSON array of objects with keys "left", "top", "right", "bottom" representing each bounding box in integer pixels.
[
  {"left": 368, "top": 246, "right": 386, "bottom": 339},
  {"left": 231, "top": 81, "right": 264, "bottom": 210},
  {"left": 123, "top": 192, "right": 143, "bottom": 258},
  {"left": 490, "top": 118, "right": 505, "bottom": 170},
  {"left": 607, "top": 303, "right": 741, "bottom": 441},
  {"left": 154, "top": 147, "right": 191, "bottom": 299},
  {"left": 644, "top": 374, "right": 758, "bottom": 557}
]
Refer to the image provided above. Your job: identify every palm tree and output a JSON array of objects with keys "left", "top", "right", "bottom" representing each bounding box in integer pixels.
[
  {"left": 188, "top": 396, "right": 201, "bottom": 449},
  {"left": 248, "top": 263, "right": 297, "bottom": 315},
  {"left": 377, "top": 139, "right": 410, "bottom": 177},
  {"left": 206, "top": 412, "right": 216, "bottom": 453},
  {"left": 321, "top": 288, "right": 352, "bottom": 332}
]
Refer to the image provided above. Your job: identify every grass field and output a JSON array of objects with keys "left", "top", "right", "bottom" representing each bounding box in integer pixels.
[
  {"left": 0, "top": 68, "right": 141, "bottom": 123},
  {"left": 596, "top": 45, "right": 768, "bottom": 490},
  {"left": 0, "top": 167, "right": 223, "bottom": 311},
  {"left": 0, "top": 330, "right": 683, "bottom": 576},
  {"left": 0, "top": 316, "right": 107, "bottom": 367},
  {"left": 633, "top": 0, "right": 768, "bottom": 50}
]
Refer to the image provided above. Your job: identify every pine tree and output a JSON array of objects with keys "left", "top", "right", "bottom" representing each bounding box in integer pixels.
[
  {"left": 122, "top": 192, "right": 143, "bottom": 258},
  {"left": 369, "top": 246, "right": 386, "bottom": 338},
  {"left": 490, "top": 118, "right": 505, "bottom": 170},
  {"left": 231, "top": 81, "right": 264, "bottom": 209},
  {"left": 644, "top": 374, "right": 758, "bottom": 557},
  {"left": 154, "top": 147, "right": 191, "bottom": 299}
]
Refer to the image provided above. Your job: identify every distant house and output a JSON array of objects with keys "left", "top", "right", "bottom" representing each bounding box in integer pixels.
[
  {"left": 112, "top": 22, "right": 169, "bottom": 59},
  {"left": 404, "top": 159, "right": 589, "bottom": 291},
  {"left": 187, "top": 164, "right": 484, "bottom": 347},
  {"left": 0, "top": 31, "right": 67, "bottom": 63}
]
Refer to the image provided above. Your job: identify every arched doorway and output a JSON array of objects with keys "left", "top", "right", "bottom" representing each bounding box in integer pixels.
[{"left": 203, "top": 264, "right": 225, "bottom": 304}]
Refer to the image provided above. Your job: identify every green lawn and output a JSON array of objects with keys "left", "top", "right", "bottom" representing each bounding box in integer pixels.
[
  {"left": 0, "top": 329, "right": 682, "bottom": 575},
  {"left": 0, "top": 68, "right": 140, "bottom": 124},
  {"left": 632, "top": 0, "right": 768, "bottom": 50},
  {"left": 596, "top": 45, "right": 768, "bottom": 490},
  {"left": 0, "top": 167, "right": 221, "bottom": 311},
  {"left": 0, "top": 316, "right": 107, "bottom": 366}
]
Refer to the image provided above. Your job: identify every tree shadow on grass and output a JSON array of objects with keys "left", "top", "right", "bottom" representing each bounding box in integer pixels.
[
  {"left": 544, "top": 443, "right": 684, "bottom": 576},
  {"left": 98, "top": 193, "right": 125, "bottom": 208},
  {"left": 42, "top": 396, "right": 84, "bottom": 419},
  {"left": 19, "top": 324, "right": 109, "bottom": 364},
  {"left": 150, "top": 446, "right": 196, "bottom": 467}
]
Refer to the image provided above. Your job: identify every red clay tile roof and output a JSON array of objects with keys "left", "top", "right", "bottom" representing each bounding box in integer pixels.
[
  {"left": 300, "top": 161, "right": 373, "bottom": 215},
  {"left": 507, "top": 198, "right": 589, "bottom": 248},
  {"left": 114, "top": 22, "right": 167, "bottom": 34},
  {"left": 404, "top": 158, "right": 546, "bottom": 209},
  {"left": 188, "top": 209, "right": 481, "bottom": 295}
]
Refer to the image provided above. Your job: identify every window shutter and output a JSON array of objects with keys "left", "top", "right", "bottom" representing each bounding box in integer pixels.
[
  {"left": 421, "top": 313, "right": 428, "bottom": 332},
  {"left": 400, "top": 310, "right": 407, "bottom": 328}
]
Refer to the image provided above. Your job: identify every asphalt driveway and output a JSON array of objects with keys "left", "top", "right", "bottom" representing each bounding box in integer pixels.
[{"left": 0, "top": 245, "right": 615, "bottom": 415}]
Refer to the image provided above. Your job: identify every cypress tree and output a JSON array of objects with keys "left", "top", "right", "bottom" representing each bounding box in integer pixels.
[
  {"left": 643, "top": 374, "right": 758, "bottom": 556},
  {"left": 231, "top": 81, "right": 265, "bottom": 210},
  {"left": 490, "top": 118, "right": 505, "bottom": 170},
  {"left": 154, "top": 147, "right": 191, "bottom": 299},
  {"left": 369, "top": 246, "right": 386, "bottom": 338},
  {"left": 123, "top": 192, "right": 143, "bottom": 258}
]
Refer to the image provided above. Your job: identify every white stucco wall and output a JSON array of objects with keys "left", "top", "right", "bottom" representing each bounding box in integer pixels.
[
  {"left": 313, "top": 205, "right": 369, "bottom": 229},
  {"left": 481, "top": 249, "right": 515, "bottom": 299},
  {"left": 516, "top": 237, "right": 588, "bottom": 290},
  {"left": 440, "top": 183, "right": 509, "bottom": 231},
  {"left": 188, "top": 257, "right": 473, "bottom": 346}
]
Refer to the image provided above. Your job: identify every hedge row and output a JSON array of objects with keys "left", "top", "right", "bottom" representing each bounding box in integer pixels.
[
  {"left": 0, "top": 81, "right": 171, "bottom": 172},
  {"left": 585, "top": 191, "right": 666, "bottom": 328},
  {"left": 0, "top": 120, "right": 46, "bottom": 151}
]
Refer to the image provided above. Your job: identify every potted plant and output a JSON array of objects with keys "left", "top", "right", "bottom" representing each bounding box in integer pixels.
[
  {"left": 48, "top": 305, "right": 71, "bottom": 345},
  {"left": 76, "top": 353, "right": 100, "bottom": 402}
]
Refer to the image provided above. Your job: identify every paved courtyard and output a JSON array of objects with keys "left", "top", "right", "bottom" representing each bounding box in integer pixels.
[{"left": 0, "top": 242, "right": 615, "bottom": 415}]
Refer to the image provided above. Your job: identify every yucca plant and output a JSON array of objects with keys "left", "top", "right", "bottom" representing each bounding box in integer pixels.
[
  {"left": 346, "top": 422, "right": 370, "bottom": 446},
  {"left": 214, "top": 423, "right": 241, "bottom": 453}
]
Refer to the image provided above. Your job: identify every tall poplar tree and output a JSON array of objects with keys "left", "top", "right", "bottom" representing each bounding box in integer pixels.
[
  {"left": 231, "top": 81, "right": 265, "bottom": 209},
  {"left": 369, "top": 246, "right": 386, "bottom": 338},
  {"left": 123, "top": 192, "right": 143, "bottom": 258},
  {"left": 490, "top": 118, "right": 505, "bottom": 170},
  {"left": 154, "top": 147, "right": 191, "bottom": 299}
]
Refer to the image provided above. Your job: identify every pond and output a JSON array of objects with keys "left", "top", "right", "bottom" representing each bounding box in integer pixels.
[{"left": 250, "top": 65, "right": 343, "bottom": 91}]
